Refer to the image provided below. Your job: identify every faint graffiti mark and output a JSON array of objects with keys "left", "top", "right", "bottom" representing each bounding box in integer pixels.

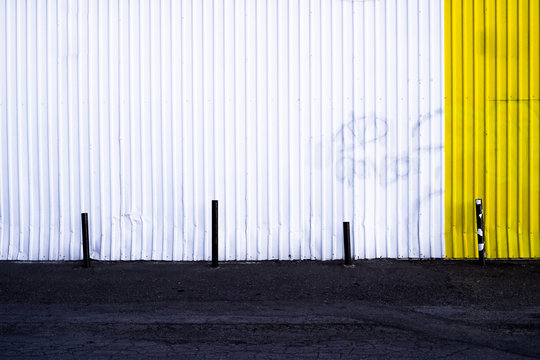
[
  {"left": 335, "top": 109, "right": 443, "bottom": 187},
  {"left": 334, "top": 113, "right": 388, "bottom": 151}
]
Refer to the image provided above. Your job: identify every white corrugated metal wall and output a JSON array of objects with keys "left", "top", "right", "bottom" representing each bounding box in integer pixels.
[{"left": 0, "top": 0, "right": 444, "bottom": 260}]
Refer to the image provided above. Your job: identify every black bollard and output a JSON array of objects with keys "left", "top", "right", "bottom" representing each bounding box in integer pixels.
[
  {"left": 81, "top": 213, "right": 91, "bottom": 268},
  {"left": 212, "top": 200, "right": 218, "bottom": 268},
  {"left": 475, "top": 199, "right": 486, "bottom": 266},
  {"left": 343, "top": 222, "right": 352, "bottom": 266}
]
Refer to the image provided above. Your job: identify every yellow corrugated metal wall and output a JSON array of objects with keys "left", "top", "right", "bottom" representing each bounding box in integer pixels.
[{"left": 445, "top": 0, "right": 540, "bottom": 259}]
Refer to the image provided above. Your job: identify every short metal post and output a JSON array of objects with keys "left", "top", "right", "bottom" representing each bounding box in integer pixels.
[
  {"left": 475, "top": 199, "right": 486, "bottom": 266},
  {"left": 343, "top": 222, "right": 352, "bottom": 266},
  {"left": 81, "top": 213, "right": 91, "bottom": 268},
  {"left": 212, "top": 200, "right": 218, "bottom": 268}
]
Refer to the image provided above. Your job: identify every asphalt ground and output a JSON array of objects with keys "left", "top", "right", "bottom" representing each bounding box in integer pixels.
[{"left": 0, "top": 259, "right": 539, "bottom": 359}]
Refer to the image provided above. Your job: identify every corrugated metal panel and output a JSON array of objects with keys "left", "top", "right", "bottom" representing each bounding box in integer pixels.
[
  {"left": 0, "top": 0, "right": 444, "bottom": 261},
  {"left": 445, "top": 0, "right": 540, "bottom": 259}
]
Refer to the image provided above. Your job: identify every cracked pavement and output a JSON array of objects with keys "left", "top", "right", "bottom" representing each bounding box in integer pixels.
[{"left": 0, "top": 260, "right": 539, "bottom": 358}]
